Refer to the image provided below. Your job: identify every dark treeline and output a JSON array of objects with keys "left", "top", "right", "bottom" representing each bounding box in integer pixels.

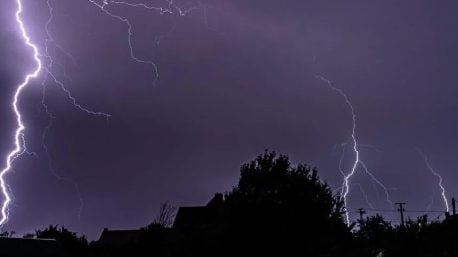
[{"left": 8, "top": 151, "right": 458, "bottom": 257}]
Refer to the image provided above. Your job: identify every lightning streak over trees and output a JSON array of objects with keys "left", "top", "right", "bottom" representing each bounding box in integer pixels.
[
  {"left": 316, "top": 75, "right": 392, "bottom": 224},
  {"left": 417, "top": 149, "right": 450, "bottom": 213}
]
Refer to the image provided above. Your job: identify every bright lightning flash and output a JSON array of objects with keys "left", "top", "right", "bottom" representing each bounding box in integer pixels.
[
  {"left": 417, "top": 149, "right": 450, "bottom": 213},
  {"left": 316, "top": 75, "right": 359, "bottom": 224},
  {"left": 0, "top": 0, "right": 201, "bottom": 226},
  {"left": 0, "top": 0, "right": 43, "bottom": 226},
  {"left": 316, "top": 75, "right": 392, "bottom": 224}
]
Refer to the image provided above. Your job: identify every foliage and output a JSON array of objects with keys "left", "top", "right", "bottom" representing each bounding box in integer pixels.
[
  {"left": 0, "top": 230, "right": 15, "bottom": 237},
  {"left": 197, "top": 151, "right": 351, "bottom": 257},
  {"left": 34, "top": 225, "right": 88, "bottom": 257}
]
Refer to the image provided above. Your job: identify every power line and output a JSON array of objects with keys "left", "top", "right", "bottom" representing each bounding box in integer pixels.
[{"left": 363, "top": 208, "right": 445, "bottom": 213}]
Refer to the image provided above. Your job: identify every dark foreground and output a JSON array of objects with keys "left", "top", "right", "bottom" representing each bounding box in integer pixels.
[{"left": 1, "top": 152, "right": 457, "bottom": 257}]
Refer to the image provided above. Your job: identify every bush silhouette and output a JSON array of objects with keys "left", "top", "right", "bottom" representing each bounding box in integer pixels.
[{"left": 34, "top": 225, "right": 88, "bottom": 257}]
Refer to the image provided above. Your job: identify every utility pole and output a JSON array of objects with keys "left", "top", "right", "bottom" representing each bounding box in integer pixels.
[
  {"left": 452, "top": 198, "right": 456, "bottom": 216},
  {"left": 357, "top": 208, "right": 366, "bottom": 221},
  {"left": 396, "top": 203, "right": 406, "bottom": 227}
]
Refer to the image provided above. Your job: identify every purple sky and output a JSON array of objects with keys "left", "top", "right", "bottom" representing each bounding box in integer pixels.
[{"left": 1, "top": 0, "right": 458, "bottom": 239}]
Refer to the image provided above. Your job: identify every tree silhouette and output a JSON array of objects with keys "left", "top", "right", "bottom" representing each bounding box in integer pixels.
[
  {"left": 35, "top": 225, "right": 88, "bottom": 257},
  {"left": 150, "top": 202, "right": 177, "bottom": 229},
  {"left": 199, "top": 151, "right": 352, "bottom": 257},
  {"left": 355, "top": 215, "right": 393, "bottom": 256},
  {"left": 357, "top": 215, "right": 393, "bottom": 242},
  {"left": 0, "top": 230, "right": 15, "bottom": 238}
]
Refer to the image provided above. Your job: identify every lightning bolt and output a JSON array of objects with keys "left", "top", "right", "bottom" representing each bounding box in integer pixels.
[
  {"left": 44, "top": 0, "right": 111, "bottom": 118},
  {"left": 0, "top": 0, "right": 202, "bottom": 226},
  {"left": 336, "top": 142, "right": 348, "bottom": 197},
  {"left": 41, "top": 0, "right": 113, "bottom": 221},
  {"left": 417, "top": 149, "right": 449, "bottom": 213},
  {"left": 360, "top": 161, "right": 393, "bottom": 207},
  {"left": 38, "top": 0, "right": 200, "bottom": 219},
  {"left": 41, "top": 75, "right": 85, "bottom": 221},
  {"left": 316, "top": 75, "right": 392, "bottom": 224},
  {"left": 0, "top": 0, "right": 43, "bottom": 226},
  {"left": 1, "top": 0, "right": 113, "bottom": 226},
  {"left": 88, "top": 0, "right": 201, "bottom": 82},
  {"left": 333, "top": 183, "right": 375, "bottom": 209},
  {"left": 336, "top": 143, "right": 392, "bottom": 208},
  {"left": 0, "top": 0, "right": 204, "bottom": 228},
  {"left": 355, "top": 183, "right": 375, "bottom": 209},
  {"left": 316, "top": 75, "right": 358, "bottom": 224}
]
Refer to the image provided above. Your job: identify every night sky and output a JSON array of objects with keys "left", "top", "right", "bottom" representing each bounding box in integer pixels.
[{"left": 1, "top": 0, "right": 458, "bottom": 239}]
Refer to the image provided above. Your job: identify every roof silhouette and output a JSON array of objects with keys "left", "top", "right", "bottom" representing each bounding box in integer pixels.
[
  {"left": 0, "top": 237, "right": 63, "bottom": 257},
  {"left": 98, "top": 228, "right": 141, "bottom": 246},
  {"left": 173, "top": 193, "right": 223, "bottom": 230}
]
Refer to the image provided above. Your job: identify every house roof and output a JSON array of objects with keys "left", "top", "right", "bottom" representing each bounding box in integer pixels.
[
  {"left": 173, "top": 206, "right": 209, "bottom": 230},
  {"left": 98, "top": 229, "right": 141, "bottom": 246},
  {"left": 173, "top": 194, "right": 224, "bottom": 230}
]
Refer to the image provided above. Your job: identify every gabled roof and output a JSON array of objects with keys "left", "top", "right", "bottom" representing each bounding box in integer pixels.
[
  {"left": 173, "top": 194, "right": 224, "bottom": 230},
  {"left": 173, "top": 206, "right": 209, "bottom": 230},
  {"left": 98, "top": 228, "right": 141, "bottom": 246}
]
